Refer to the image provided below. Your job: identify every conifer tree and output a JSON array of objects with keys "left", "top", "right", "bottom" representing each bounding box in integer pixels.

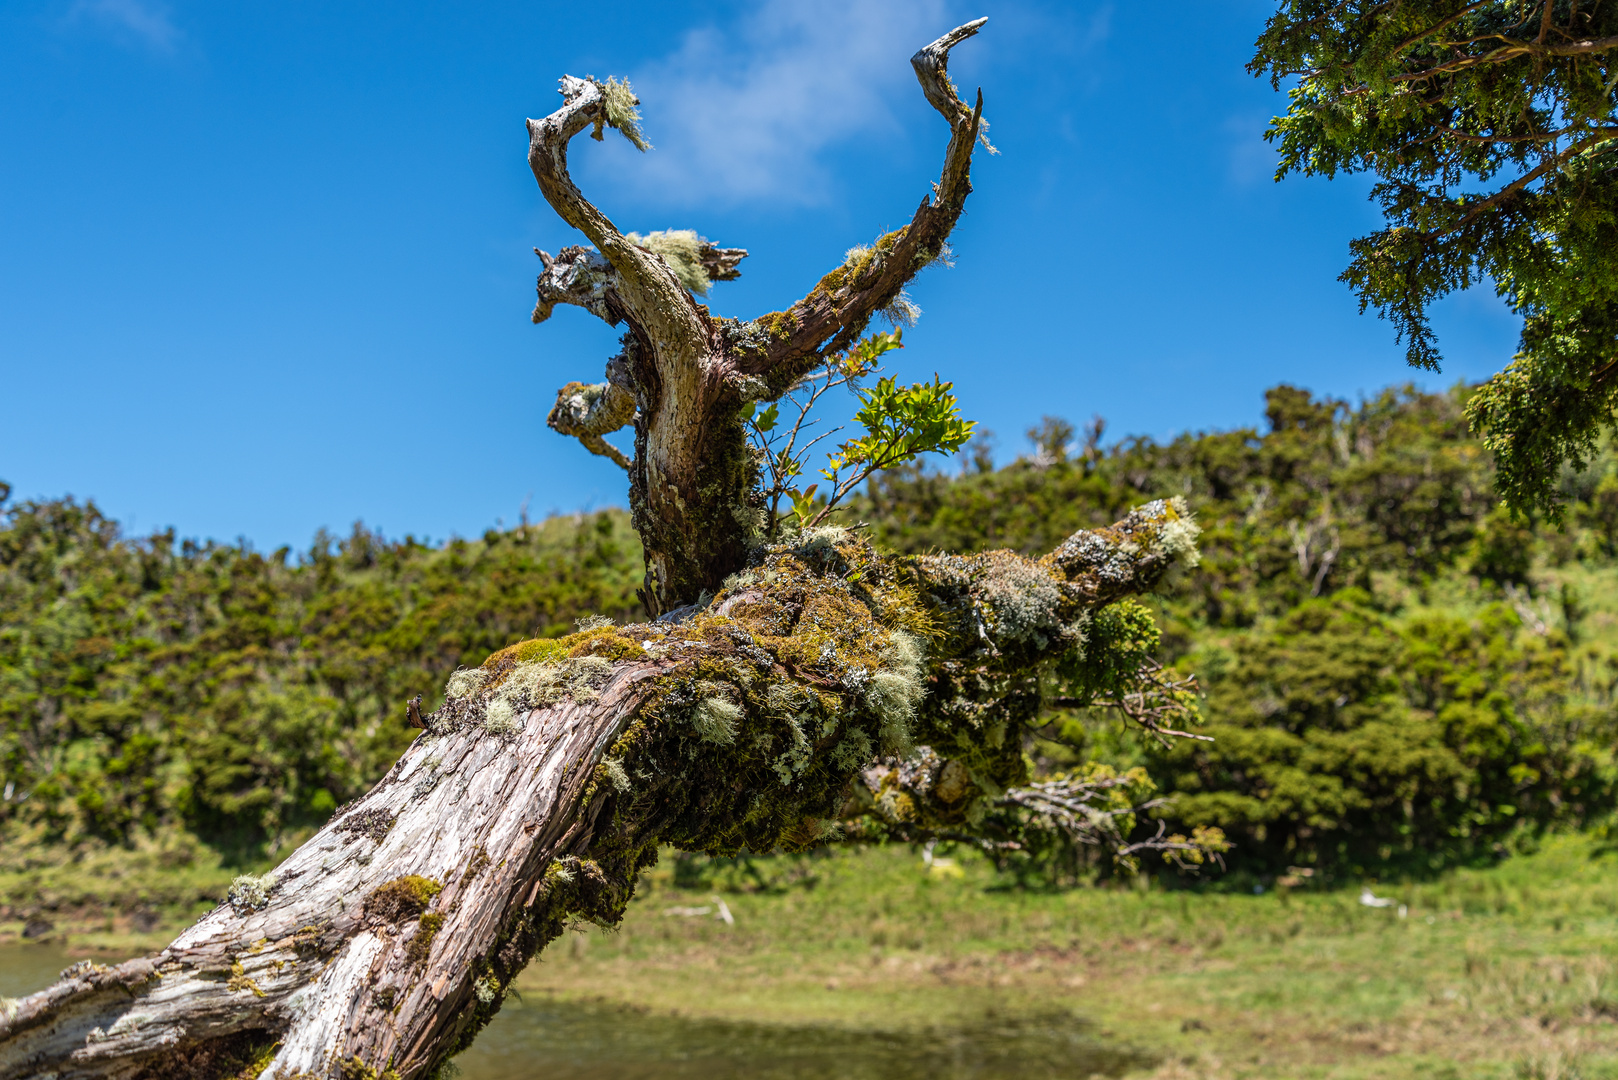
[{"left": 1253, "top": 1, "right": 1618, "bottom": 514}]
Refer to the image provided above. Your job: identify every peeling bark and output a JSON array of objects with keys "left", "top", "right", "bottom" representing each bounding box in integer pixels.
[{"left": 1, "top": 667, "right": 657, "bottom": 1079}]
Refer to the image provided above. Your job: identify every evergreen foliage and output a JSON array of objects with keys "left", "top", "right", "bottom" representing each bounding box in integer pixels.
[{"left": 1251, "top": 1, "right": 1618, "bottom": 515}]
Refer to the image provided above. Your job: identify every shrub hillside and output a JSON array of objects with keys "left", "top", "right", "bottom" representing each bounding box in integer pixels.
[
  {"left": 0, "top": 502, "right": 641, "bottom": 913},
  {"left": 861, "top": 384, "right": 1618, "bottom": 882},
  {"left": 3, "top": 383, "right": 1617, "bottom": 913}
]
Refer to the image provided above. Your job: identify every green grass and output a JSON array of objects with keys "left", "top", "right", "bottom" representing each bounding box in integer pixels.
[
  {"left": 0, "top": 821, "right": 276, "bottom": 953},
  {"left": 518, "top": 836, "right": 1618, "bottom": 1080},
  {"left": 13, "top": 830, "right": 1618, "bottom": 1078}
]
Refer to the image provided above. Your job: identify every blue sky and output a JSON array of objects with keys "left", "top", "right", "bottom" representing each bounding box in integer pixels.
[{"left": 0, "top": 0, "right": 1520, "bottom": 550}]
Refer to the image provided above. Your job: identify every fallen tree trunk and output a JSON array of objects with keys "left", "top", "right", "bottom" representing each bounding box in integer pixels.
[
  {"left": 0, "top": 503, "right": 1202, "bottom": 1079},
  {"left": 0, "top": 663, "right": 658, "bottom": 1078}
]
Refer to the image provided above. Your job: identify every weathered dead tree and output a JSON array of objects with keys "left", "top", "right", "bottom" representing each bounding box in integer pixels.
[{"left": 0, "top": 19, "right": 1207, "bottom": 1080}]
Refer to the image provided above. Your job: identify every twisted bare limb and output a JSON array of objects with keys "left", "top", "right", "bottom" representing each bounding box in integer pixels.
[{"left": 531, "top": 19, "right": 993, "bottom": 615}]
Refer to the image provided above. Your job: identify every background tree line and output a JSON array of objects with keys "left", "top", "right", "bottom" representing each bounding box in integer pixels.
[{"left": 5, "top": 381, "right": 1618, "bottom": 915}]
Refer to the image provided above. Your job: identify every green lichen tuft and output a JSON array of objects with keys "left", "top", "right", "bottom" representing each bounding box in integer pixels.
[
  {"left": 600, "top": 757, "right": 632, "bottom": 793},
  {"left": 690, "top": 694, "right": 742, "bottom": 744},
  {"left": 227, "top": 873, "right": 273, "bottom": 912},
  {"left": 406, "top": 912, "right": 445, "bottom": 964},
  {"left": 600, "top": 76, "right": 650, "bottom": 151},
  {"left": 626, "top": 229, "right": 712, "bottom": 294},
  {"left": 444, "top": 667, "right": 488, "bottom": 700},
  {"left": 428, "top": 631, "right": 627, "bottom": 734},
  {"left": 975, "top": 550, "right": 1078, "bottom": 651},
  {"left": 881, "top": 289, "right": 921, "bottom": 328}
]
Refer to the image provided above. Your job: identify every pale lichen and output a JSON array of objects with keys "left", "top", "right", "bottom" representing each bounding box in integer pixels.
[
  {"left": 445, "top": 667, "right": 489, "bottom": 701},
  {"left": 691, "top": 695, "right": 742, "bottom": 745},
  {"left": 626, "top": 229, "right": 710, "bottom": 294},
  {"left": 228, "top": 873, "right": 273, "bottom": 912},
  {"left": 864, "top": 629, "right": 927, "bottom": 753},
  {"left": 602, "top": 757, "right": 632, "bottom": 793},
  {"left": 881, "top": 290, "right": 921, "bottom": 328},
  {"left": 1154, "top": 497, "right": 1202, "bottom": 568},
  {"left": 791, "top": 525, "right": 850, "bottom": 558},
  {"left": 976, "top": 551, "right": 1070, "bottom": 649},
  {"left": 481, "top": 697, "right": 520, "bottom": 736},
  {"left": 601, "top": 76, "right": 650, "bottom": 151}
]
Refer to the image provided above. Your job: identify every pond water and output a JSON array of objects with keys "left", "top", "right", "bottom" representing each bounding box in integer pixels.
[{"left": 1, "top": 945, "right": 1149, "bottom": 1079}]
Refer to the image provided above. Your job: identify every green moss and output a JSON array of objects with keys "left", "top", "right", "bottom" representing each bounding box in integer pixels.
[
  {"left": 483, "top": 637, "right": 570, "bottom": 668},
  {"left": 750, "top": 309, "right": 799, "bottom": 341},
  {"left": 406, "top": 912, "right": 445, "bottom": 964},
  {"left": 430, "top": 630, "right": 628, "bottom": 733},
  {"left": 363, "top": 875, "right": 442, "bottom": 923},
  {"left": 225, "top": 960, "right": 266, "bottom": 998},
  {"left": 567, "top": 627, "right": 649, "bottom": 662},
  {"left": 807, "top": 228, "right": 906, "bottom": 302},
  {"left": 338, "top": 1056, "right": 401, "bottom": 1080}
]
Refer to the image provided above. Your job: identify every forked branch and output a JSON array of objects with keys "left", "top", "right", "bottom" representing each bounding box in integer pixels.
[
  {"left": 526, "top": 77, "right": 706, "bottom": 351},
  {"left": 547, "top": 377, "right": 636, "bottom": 470},
  {"left": 744, "top": 17, "right": 993, "bottom": 390}
]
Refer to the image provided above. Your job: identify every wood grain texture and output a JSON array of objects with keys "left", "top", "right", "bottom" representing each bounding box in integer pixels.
[{"left": 0, "top": 664, "right": 660, "bottom": 1080}]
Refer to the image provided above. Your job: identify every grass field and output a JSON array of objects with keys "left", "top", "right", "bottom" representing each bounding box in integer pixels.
[
  {"left": 7, "top": 837, "right": 1618, "bottom": 1078},
  {"left": 515, "top": 837, "right": 1618, "bottom": 1080}
]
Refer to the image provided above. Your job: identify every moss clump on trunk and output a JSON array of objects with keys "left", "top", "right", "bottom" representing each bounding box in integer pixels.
[{"left": 363, "top": 876, "right": 443, "bottom": 923}]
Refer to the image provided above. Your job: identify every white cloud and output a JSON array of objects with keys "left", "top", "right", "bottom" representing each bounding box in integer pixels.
[
  {"left": 582, "top": 0, "right": 963, "bottom": 206},
  {"left": 67, "top": 0, "right": 180, "bottom": 53}
]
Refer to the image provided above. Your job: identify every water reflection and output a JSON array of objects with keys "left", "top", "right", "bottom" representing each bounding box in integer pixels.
[
  {"left": 0, "top": 946, "right": 1149, "bottom": 1079},
  {"left": 457, "top": 996, "right": 1150, "bottom": 1080},
  {"left": 0, "top": 943, "right": 86, "bottom": 1000}
]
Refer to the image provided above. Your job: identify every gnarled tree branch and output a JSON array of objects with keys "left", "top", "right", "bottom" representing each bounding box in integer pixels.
[
  {"left": 547, "top": 377, "right": 636, "bottom": 471},
  {"left": 0, "top": 501, "right": 1200, "bottom": 1080},
  {"left": 741, "top": 17, "right": 992, "bottom": 393},
  {"left": 526, "top": 77, "right": 704, "bottom": 353}
]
